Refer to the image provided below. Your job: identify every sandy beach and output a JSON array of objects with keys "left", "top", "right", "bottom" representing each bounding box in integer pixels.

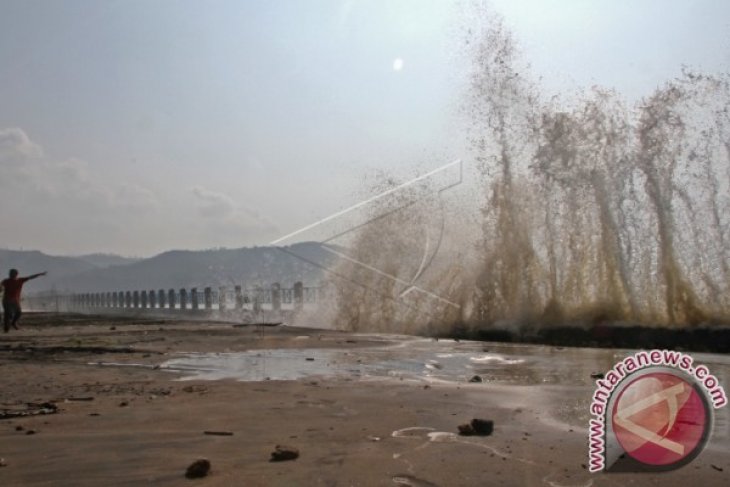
[{"left": 0, "top": 313, "right": 727, "bottom": 486}]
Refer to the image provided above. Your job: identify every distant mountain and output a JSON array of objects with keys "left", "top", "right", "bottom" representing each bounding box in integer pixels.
[
  {"left": 76, "top": 254, "right": 141, "bottom": 268},
  {"left": 6, "top": 242, "right": 337, "bottom": 294}
]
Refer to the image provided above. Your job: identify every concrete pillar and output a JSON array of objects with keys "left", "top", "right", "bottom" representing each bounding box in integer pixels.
[
  {"left": 293, "top": 281, "right": 304, "bottom": 310},
  {"left": 133, "top": 291, "right": 140, "bottom": 308},
  {"left": 235, "top": 285, "right": 243, "bottom": 309},
  {"left": 147, "top": 290, "right": 154, "bottom": 308},
  {"left": 140, "top": 290, "right": 148, "bottom": 308},
  {"left": 168, "top": 289, "right": 175, "bottom": 309},
  {"left": 106, "top": 292, "right": 112, "bottom": 308},
  {"left": 218, "top": 286, "right": 227, "bottom": 311},
  {"left": 253, "top": 286, "right": 262, "bottom": 314},
  {"left": 271, "top": 282, "right": 281, "bottom": 311},
  {"left": 191, "top": 288, "right": 198, "bottom": 310},
  {"left": 204, "top": 287, "right": 212, "bottom": 310},
  {"left": 112, "top": 292, "right": 118, "bottom": 308},
  {"left": 125, "top": 291, "right": 132, "bottom": 308},
  {"left": 180, "top": 288, "right": 188, "bottom": 310},
  {"left": 158, "top": 290, "right": 165, "bottom": 309}
]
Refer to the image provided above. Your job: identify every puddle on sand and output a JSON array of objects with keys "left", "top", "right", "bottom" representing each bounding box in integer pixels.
[
  {"left": 154, "top": 335, "right": 730, "bottom": 440},
  {"left": 161, "top": 349, "right": 364, "bottom": 382},
  {"left": 158, "top": 337, "right": 730, "bottom": 388},
  {"left": 149, "top": 336, "right": 730, "bottom": 446}
]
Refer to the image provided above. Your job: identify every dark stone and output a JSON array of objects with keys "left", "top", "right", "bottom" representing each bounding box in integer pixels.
[
  {"left": 459, "top": 419, "right": 493, "bottom": 436},
  {"left": 590, "top": 372, "right": 605, "bottom": 379},
  {"left": 270, "top": 445, "right": 299, "bottom": 462},
  {"left": 711, "top": 464, "right": 723, "bottom": 472},
  {"left": 471, "top": 419, "right": 494, "bottom": 436},
  {"left": 469, "top": 375, "right": 483, "bottom": 383},
  {"left": 185, "top": 459, "right": 211, "bottom": 479},
  {"left": 25, "top": 430, "right": 36, "bottom": 435},
  {"left": 15, "top": 425, "right": 23, "bottom": 431}
]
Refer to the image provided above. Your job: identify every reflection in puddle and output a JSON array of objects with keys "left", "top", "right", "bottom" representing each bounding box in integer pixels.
[
  {"left": 162, "top": 349, "right": 358, "bottom": 382},
  {"left": 152, "top": 336, "right": 730, "bottom": 441},
  {"left": 158, "top": 338, "right": 624, "bottom": 386}
]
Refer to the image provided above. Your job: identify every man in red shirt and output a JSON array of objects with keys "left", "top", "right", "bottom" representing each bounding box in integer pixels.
[{"left": 1, "top": 269, "right": 47, "bottom": 333}]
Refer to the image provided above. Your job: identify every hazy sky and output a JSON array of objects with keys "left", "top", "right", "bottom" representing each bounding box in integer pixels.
[{"left": 1, "top": 0, "right": 728, "bottom": 256}]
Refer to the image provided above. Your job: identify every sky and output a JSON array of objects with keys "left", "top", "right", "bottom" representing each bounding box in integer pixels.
[{"left": 0, "top": 0, "right": 728, "bottom": 256}]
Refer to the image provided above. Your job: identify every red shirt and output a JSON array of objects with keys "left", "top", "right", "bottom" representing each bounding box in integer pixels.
[{"left": 1, "top": 277, "right": 29, "bottom": 303}]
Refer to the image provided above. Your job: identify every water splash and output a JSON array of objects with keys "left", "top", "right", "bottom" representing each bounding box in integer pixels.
[{"left": 330, "top": 15, "right": 730, "bottom": 333}]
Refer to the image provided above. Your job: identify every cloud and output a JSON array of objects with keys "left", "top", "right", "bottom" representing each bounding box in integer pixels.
[
  {"left": 0, "top": 127, "right": 277, "bottom": 254},
  {"left": 0, "top": 127, "right": 162, "bottom": 210},
  {"left": 114, "top": 183, "right": 159, "bottom": 210},
  {"left": 191, "top": 185, "right": 278, "bottom": 236},
  {"left": 0, "top": 127, "right": 163, "bottom": 253},
  {"left": 192, "top": 186, "right": 236, "bottom": 218},
  {"left": 0, "top": 127, "right": 43, "bottom": 159}
]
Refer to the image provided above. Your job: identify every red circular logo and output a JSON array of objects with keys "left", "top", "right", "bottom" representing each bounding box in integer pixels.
[{"left": 612, "top": 371, "right": 709, "bottom": 466}]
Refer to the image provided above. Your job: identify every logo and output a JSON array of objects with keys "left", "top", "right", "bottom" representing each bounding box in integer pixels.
[{"left": 588, "top": 350, "right": 727, "bottom": 473}]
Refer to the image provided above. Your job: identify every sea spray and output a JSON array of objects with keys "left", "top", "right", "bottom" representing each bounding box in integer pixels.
[{"left": 328, "top": 17, "right": 730, "bottom": 334}]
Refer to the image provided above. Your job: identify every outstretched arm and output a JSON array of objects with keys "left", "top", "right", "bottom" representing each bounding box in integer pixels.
[{"left": 25, "top": 271, "right": 47, "bottom": 280}]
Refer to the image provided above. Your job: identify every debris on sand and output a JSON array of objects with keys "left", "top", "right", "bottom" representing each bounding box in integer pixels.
[
  {"left": 270, "top": 445, "right": 299, "bottom": 462},
  {"left": 468, "top": 375, "right": 482, "bottom": 383},
  {"left": 182, "top": 385, "right": 207, "bottom": 394},
  {"left": 66, "top": 397, "right": 94, "bottom": 402},
  {"left": 0, "top": 458, "right": 7, "bottom": 467},
  {"left": 1, "top": 402, "right": 58, "bottom": 420},
  {"left": 203, "top": 431, "right": 233, "bottom": 436},
  {"left": 711, "top": 464, "right": 723, "bottom": 472},
  {"left": 185, "top": 458, "right": 211, "bottom": 479},
  {"left": 458, "top": 419, "right": 493, "bottom": 436},
  {"left": 590, "top": 372, "right": 604, "bottom": 379}
]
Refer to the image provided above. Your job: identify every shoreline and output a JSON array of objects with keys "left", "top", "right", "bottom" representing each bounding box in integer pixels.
[{"left": 0, "top": 314, "right": 727, "bottom": 486}]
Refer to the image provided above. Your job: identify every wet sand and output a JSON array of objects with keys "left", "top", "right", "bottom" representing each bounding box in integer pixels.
[{"left": 0, "top": 314, "right": 727, "bottom": 486}]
